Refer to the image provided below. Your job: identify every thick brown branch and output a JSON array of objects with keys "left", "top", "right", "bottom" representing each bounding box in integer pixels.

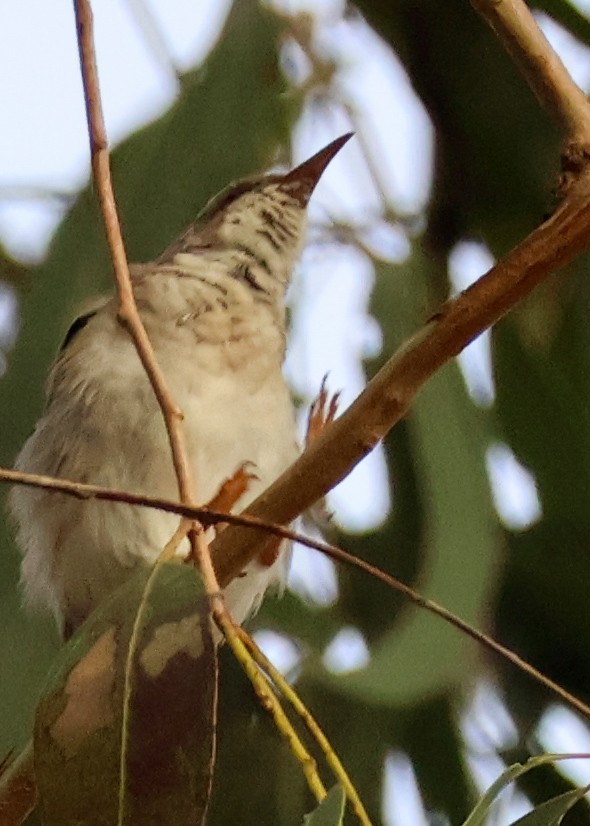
[
  {"left": 471, "top": 0, "right": 590, "bottom": 144},
  {"left": 211, "top": 169, "right": 590, "bottom": 585}
]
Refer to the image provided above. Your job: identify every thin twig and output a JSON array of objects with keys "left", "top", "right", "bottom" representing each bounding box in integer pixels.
[
  {"left": 72, "top": 19, "right": 279, "bottom": 825},
  {"left": 471, "top": 0, "right": 590, "bottom": 144},
  {"left": 3, "top": 462, "right": 590, "bottom": 820},
  {"left": 2, "top": 465, "right": 589, "bottom": 721},
  {"left": 215, "top": 613, "right": 327, "bottom": 803},
  {"left": 237, "top": 627, "right": 372, "bottom": 826},
  {"left": 74, "top": 0, "right": 190, "bottom": 503},
  {"left": 8, "top": 2, "right": 590, "bottom": 819},
  {"left": 73, "top": 0, "right": 221, "bottom": 613},
  {"left": 72, "top": 21, "right": 237, "bottom": 826}
]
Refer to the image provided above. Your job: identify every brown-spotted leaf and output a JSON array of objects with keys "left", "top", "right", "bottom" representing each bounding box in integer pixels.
[{"left": 34, "top": 561, "right": 216, "bottom": 826}]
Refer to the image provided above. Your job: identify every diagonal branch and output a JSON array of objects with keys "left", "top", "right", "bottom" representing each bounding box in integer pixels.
[
  {"left": 215, "top": 613, "right": 328, "bottom": 805},
  {"left": 211, "top": 173, "right": 590, "bottom": 585},
  {"left": 213, "top": 0, "right": 590, "bottom": 589},
  {"left": 471, "top": 0, "right": 590, "bottom": 145}
]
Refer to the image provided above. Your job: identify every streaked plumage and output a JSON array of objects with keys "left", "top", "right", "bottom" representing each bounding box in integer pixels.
[{"left": 9, "top": 134, "right": 352, "bottom": 637}]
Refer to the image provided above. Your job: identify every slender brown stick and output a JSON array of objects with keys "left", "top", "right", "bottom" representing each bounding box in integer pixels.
[
  {"left": 471, "top": 0, "right": 590, "bottom": 144},
  {"left": 237, "top": 627, "right": 372, "bottom": 826},
  {"left": 73, "top": 0, "right": 222, "bottom": 608},
  {"left": 216, "top": 614, "right": 327, "bottom": 803},
  {"left": 2, "top": 465, "right": 589, "bottom": 721},
  {"left": 209, "top": 0, "right": 590, "bottom": 585},
  {"left": 74, "top": 0, "right": 190, "bottom": 500},
  {"left": 72, "top": 26, "right": 264, "bottom": 826}
]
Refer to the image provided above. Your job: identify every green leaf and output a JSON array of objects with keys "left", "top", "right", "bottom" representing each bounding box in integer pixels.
[
  {"left": 496, "top": 520, "right": 590, "bottom": 723},
  {"left": 510, "top": 788, "right": 589, "bottom": 826},
  {"left": 209, "top": 647, "right": 313, "bottom": 826},
  {"left": 462, "top": 755, "right": 587, "bottom": 826},
  {"left": 501, "top": 746, "right": 590, "bottom": 826},
  {"left": 34, "top": 561, "right": 216, "bottom": 826},
  {"left": 303, "top": 786, "right": 345, "bottom": 826},
  {"left": 463, "top": 762, "right": 532, "bottom": 826},
  {"left": 493, "top": 278, "right": 590, "bottom": 718},
  {"left": 0, "top": 245, "right": 28, "bottom": 288},
  {"left": 255, "top": 590, "right": 341, "bottom": 650},
  {"left": 493, "top": 310, "right": 590, "bottom": 526},
  {"left": 338, "top": 418, "right": 425, "bottom": 642}
]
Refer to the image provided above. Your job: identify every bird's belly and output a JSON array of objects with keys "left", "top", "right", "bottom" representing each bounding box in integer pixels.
[
  {"left": 180, "top": 371, "right": 298, "bottom": 504},
  {"left": 15, "top": 350, "right": 298, "bottom": 632}
]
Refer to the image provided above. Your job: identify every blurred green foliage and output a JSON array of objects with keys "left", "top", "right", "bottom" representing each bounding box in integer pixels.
[{"left": 3, "top": 0, "right": 590, "bottom": 822}]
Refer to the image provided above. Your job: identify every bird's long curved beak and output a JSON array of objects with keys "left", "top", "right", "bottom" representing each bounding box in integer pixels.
[{"left": 280, "top": 132, "right": 353, "bottom": 205}]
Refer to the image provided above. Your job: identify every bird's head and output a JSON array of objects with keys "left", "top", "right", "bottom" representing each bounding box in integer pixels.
[{"left": 161, "top": 133, "right": 353, "bottom": 286}]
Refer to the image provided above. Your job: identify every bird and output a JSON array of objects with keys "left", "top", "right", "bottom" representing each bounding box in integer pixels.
[{"left": 9, "top": 133, "right": 352, "bottom": 640}]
